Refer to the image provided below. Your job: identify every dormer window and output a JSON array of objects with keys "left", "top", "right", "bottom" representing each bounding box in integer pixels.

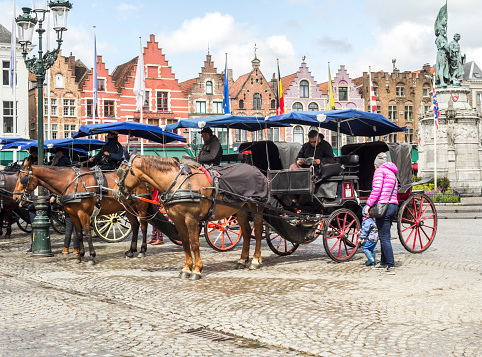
[
  {"left": 206, "top": 81, "right": 213, "bottom": 95},
  {"left": 300, "top": 80, "right": 309, "bottom": 98}
]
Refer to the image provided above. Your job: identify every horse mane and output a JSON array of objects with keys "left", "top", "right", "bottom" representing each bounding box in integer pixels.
[{"left": 140, "top": 156, "right": 179, "bottom": 173}]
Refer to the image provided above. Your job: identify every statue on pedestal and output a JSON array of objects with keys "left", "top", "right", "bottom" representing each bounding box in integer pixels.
[{"left": 449, "top": 34, "right": 465, "bottom": 85}]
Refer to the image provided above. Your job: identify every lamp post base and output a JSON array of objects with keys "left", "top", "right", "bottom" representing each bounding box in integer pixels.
[{"left": 31, "top": 199, "right": 53, "bottom": 257}]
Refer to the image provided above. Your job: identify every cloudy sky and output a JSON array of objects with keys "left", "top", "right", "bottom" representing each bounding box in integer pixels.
[{"left": 2, "top": 0, "right": 481, "bottom": 83}]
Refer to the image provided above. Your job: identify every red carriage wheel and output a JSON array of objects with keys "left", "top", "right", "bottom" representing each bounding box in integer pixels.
[
  {"left": 204, "top": 215, "right": 243, "bottom": 251},
  {"left": 397, "top": 193, "right": 437, "bottom": 253},
  {"left": 322, "top": 209, "right": 360, "bottom": 262},
  {"left": 265, "top": 226, "right": 299, "bottom": 256}
]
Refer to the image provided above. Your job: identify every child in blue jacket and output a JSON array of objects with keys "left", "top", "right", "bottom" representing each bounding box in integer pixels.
[{"left": 359, "top": 205, "right": 379, "bottom": 266}]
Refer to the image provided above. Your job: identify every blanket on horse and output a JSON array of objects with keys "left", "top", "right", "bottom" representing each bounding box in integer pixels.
[{"left": 212, "top": 163, "right": 269, "bottom": 203}]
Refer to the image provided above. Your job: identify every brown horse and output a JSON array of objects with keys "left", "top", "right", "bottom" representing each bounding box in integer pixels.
[
  {"left": 13, "top": 160, "right": 151, "bottom": 264},
  {"left": 113, "top": 156, "right": 265, "bottom": 280},
  {"left": 0, "top": 172, "right": 24, "bottom": 238}
]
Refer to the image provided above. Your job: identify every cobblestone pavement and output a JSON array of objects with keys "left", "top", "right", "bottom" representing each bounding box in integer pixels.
[{"left": 0, "top": 219, "right": 480, "bottom": 357}]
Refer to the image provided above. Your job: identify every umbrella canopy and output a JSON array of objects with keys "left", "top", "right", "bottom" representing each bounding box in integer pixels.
[
  {"left": 5, "top": 138, "right": 107, "bottom": 152},
  {"left": 1, "top": 140, "right": 36, "bottom": 150},
  {"left": 165, "top": 115, "right": 290, "bottom": 132},
  {"left": 266, "top": 109, "right": 406, "bottom": 137},
  {"left": 0, "top": 137, "right": 34, "bottom": 145},
  {"left": 73, "top": 122, "right": 185, "bottom": 143}
]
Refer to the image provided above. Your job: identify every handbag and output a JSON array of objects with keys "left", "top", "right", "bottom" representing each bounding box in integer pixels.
[{"left": 368, "top": 180, "right": 396, "bottom": 218}]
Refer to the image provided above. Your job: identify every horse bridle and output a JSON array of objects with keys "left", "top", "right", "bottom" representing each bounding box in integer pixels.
[
  {"left": 115, "top": 155, "right": 142, "bottom": 201},
  {"left": 15, "top": 169, "right": 34, "bottom": 204}
]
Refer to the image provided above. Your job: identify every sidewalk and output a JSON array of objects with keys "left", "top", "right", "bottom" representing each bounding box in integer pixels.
[{"left": 435, "top": 195, "right": 482, "bottom": 219}]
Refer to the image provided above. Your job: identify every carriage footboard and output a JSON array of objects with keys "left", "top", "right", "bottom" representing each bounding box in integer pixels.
[
  {"left": 263, "top": 207, "right": 318, "bottom": 244},
  {"left": 145, "top": 203, "right": 180, "bottom": 242}
]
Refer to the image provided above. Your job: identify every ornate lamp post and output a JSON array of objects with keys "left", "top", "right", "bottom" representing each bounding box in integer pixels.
[{"left": 16, "top": 0, "right": 72, "bottom": 256}]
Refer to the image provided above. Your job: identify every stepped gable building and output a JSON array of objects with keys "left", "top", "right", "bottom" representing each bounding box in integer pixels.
[
  {"left": 230, "top": 56, "right": 281, "bottom": 142},
  {"left": 463, "top": 61, "right": 482, "bottom": 109},
  {"left": 80, "top": 54, "right": 118, "bottom": 127},
  {"left": 361, "top": 64, "right": 433, "bottom": 144},
  {"left": 111, "top": 34, "right": 188, "bottom": 129},
  {"left": 29, "top": 51, "right": 88, "bottom": 139}
]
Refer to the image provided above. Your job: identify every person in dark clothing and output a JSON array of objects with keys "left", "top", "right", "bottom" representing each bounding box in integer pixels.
[
  {"left": 22, "top": 147, "right": 39, "bottom": 166},
  {"left": 196, "top": 127, "right": 223, "bottom": 166},
  {"left": 48, "top": 148, "right": 71, "bottom": 167},
  {"left": 290, "top": 130, "right": 334, "bottom": 169},
  {"left": 62, "top": 214, "right": 79, "bottom": 255},
  {"left": 89, "top": 131, "right": 124, "bottom": 170}
]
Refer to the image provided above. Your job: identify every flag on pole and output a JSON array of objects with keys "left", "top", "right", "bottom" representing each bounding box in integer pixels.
[
  {"left": 9, "top": 0, "right": 16, "bottom": 94},
  {"left": 133, "top": 40, "right": 145, "bottom": 111},
  {"left": 276, "top": 59, "right": 285, "bottom": 115},
  {"left": 326, "top": 63, "right": 335, "bottom": 110},
  {"left": 432, "top": 83, "right": 439, "bottom": 130},
  {"left": 222, "top": 54, "right": 230, "bottom": 114},
  {"left": 93, "top": 27, "right": 98, "bottom": 111},
  {"left": 368, "top": 68, "right": 377, "bottom": 113}
]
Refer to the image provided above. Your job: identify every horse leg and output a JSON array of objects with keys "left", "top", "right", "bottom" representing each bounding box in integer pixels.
[
  {"left": 235, "top": 210, "right": 251, "bottom": 269},
  {"left": 70, "top": 215, "right": 84, "bottom": 263},
  {"left": 78, "top": 213, "right": 96, "bottom": 265},
  {"left": 138, "top": 211, "right": 148, "bottom": 258},
  {"left": 170, "top": 216, "right": 193, "bottom": 278},
  {"left": 124, "top": 212, "right": 139, "bottom": 258},
  {"left": 187, "top": 218, "right": 203, "bottom": 280},
  {"left": 249, "top": 209, "right": 264, "bottom": 270},
  {"left": 4, "top": 211, "right": 12, "bottom": 239},
  {"left": 0, "top": 210, "right": 4, "bottom": 237}
]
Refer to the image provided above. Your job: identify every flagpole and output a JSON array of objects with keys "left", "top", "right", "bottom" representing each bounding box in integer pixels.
[
  {"left": 12, "top": 0, "right": 17, "bottom": 159},
  {"left": 140, "top": 37, "right": 144, "bottom": 155},
  {"left": 47, "top": 7, "right": 51, "bottom": 141},
  {"left": 433, "top": 73, "right": 437, "bottom": 188},
  {"left": 93, "top": 26, "right": 97, "bottom": 126}
]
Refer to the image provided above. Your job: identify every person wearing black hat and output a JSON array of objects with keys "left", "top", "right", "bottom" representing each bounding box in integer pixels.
[
  {"left": 196, "top": 127, "right": 223, "bottom": 166},
  {"left": 22, "top": 146, "right": 38, "bottom": 166},
  {"left": 89, "top": 131, "right": 123, "bottom": 170},
  {"left": 48, "top": 148, "right": 71, "bottom": 167}
]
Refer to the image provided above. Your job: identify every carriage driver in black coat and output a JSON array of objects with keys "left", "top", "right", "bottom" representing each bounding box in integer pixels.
[
  {"left": 290, "top": 129, "right": 334, "bottom": 169},
  {"left": 88, "top": 131, "right": 124, "bottom": 170}
]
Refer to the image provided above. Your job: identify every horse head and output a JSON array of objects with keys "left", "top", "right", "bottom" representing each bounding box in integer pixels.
[
  {"left": 13, "top": 161, "right": 38, "bottom": 205},
  {"left": 114, "top": 156, "right": 142, "bottom": 201}
]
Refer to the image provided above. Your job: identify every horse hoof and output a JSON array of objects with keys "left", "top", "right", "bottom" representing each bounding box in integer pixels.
[
  {"left": 249, "top": 263, "right": 261, "bottom": 270},
  {"left": 87, "top": 260, "right": 96, "bottom": 266},
  {"left": 75, "top": 259, "right": 81, "bottom": 264},
  {"left": 235, "top": 263, "right": 246, "bottom": 270},
  {"left": 179, "top": 271, "right": 191, "bottom": 279},
  {"left": 125, "top": 251, "right": 134, "bottom": 258},
  {"left": 190, "top": 273, "right": 202, "bottom": 281},
  {"left": 137, "top": 252, "right": 146, "bottom": 258}
]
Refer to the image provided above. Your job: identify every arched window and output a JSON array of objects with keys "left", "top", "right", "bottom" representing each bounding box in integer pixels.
[
  {"left": 300, "top": 80, "right": 309, "bottom": 98},
  {"left": 206, "top": 81, "right": 213, "bottom": 95},
  {"left": 239, "top": 99, "right": 244, "bottom": 109},
  {"left": 308, "top": 102, "right": 319, "bottom": 111},
  {"left": 253, "top": 93, "right": 262, "bottom": 110},
  {"left": 293, "top": 126, "right": 304, "bottom": 144},
  {"left": 55, "top": 73, "right": 65, "bottom": 89},
  {"left": 271, "top": 99, "right": 276, "bottom": 109},
  {"left": 292, "top": 102, "right": 303, "bottom": 111}
]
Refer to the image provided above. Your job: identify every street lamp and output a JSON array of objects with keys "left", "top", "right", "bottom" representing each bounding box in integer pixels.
[{"left": 16, "top": 0, "right": 73, "bottom": 257}]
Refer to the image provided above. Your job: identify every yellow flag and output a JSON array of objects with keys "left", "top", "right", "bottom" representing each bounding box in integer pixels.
[{"left": 326, "top": 63, "right": 335, "bottom": 110}]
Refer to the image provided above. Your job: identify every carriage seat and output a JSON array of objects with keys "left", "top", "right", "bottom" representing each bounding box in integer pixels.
[{"left": 335, "top": 155, "right": 359, "bottom": 176}]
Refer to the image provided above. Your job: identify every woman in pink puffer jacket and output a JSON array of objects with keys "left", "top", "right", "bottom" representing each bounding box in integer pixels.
[{"left": 364, "top": 152, "right": 398, "bottom": 275}]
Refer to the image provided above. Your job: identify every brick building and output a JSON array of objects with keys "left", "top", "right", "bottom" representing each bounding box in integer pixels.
[
  {"left": 361, "top": 64, "right": 434, "bottom": 144},
  {"left": 29, "top": 51, "right": 88, "bottom": 139},
  {"left": 230, "top": 56, "right": 282, "bottom": 142}
]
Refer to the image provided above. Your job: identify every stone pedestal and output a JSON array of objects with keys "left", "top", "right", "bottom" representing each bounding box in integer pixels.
[{"left": 418, "top": 86, "right": 482, "bottom": 195}]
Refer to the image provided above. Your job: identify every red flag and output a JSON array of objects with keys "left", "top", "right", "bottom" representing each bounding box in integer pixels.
[
  {"left": 277, "top": 60, "right": 285, "bottom": 115},
  {"left": 369, "top": 69, "right": 377, "bottom": 113}
]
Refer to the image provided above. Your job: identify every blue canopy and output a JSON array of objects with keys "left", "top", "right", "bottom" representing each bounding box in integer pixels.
[
  {"left": 1, "top": 140, "right": 35, "bottom": 150},
  {"left": 266, "top": 109, "right": 406, "bottom": 137},
  {"left": 0, "top": 137, "right": 34, "bottom": 145},
  {"left": 4, "top": 138, "right": 107, "bottom": 152},
  {"left": 73, "top": 121, "right": 186, "bottom": 143},
  {"left": 165, "top": 115, "right": 290, "bottom": 132}
]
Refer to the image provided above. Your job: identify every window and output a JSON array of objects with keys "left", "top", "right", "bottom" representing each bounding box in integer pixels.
[
  {"left": 268, "top": 128, "right": 280, "bottom": 142},
  {"left": 63, "top": 124, "right": 77, "bottom": 138},
  {"left": 196, "top": 101, "right": 206, "bottom": 114},
  {"left": 388, "top": 105, "right": 397, "bottom": 121},
  {"left": 147, "top": 119, "right": 159, "bottom": 126},
  {"left": 423, "top": 86, "right": 430, "bottom": 97},
  {"left": 44, "top": 98, "right": 58, "bottom": 116},
  {"left": 104, "top": 100, "right": 115, "bottom": 117},
  {"left": 270, "top": 99, "right": 276, "bottom": 109},
  {"left": 331, "top": 132, "right": 338, "bottom": 148},
  {"left": 389, "top": 133, "right": 398, "bottom": 143},
  {"left": 373, "top": 86, "right": 378, "bottom": 97},
  {"left": 87, "top": 99, "right": 97, "bottom": 117},
  {"left": 424, "top": 105, "right": 431, "bottom": 113},
  {"left": 308, "top": 102, "right": 319, "bottom": 111},
  {"left": 404, "top": 105, "right": 413, "bottom": 121},
  {"left": 405, "top": 128, "right": 414, "bottom": 143},
  {"left": 239, "top": 99, "right": 244, "bottom": 109},
  {"left": 157, "top": 91, "right": 168, "bottom": 111},
  {"left": 253, "top": 93, "right": 262, "bottom": 110},
  {"left": 98, "top": 79, "right": 105, "bottom": 91},
  {"left": 300, "top": 80, "right": 309, "bottom": 98},
  {"left": 63, "top": 99, "right": 76, "bottom": 117},
  {"left": 338, "top": 87, "right": 348, "bottom": 101},
  {"left": 376, "top": 105, "right": 381, "bottom": 114},
  {"left": 55, "top": 73, "right": 65, "bottom": 88},
  {"left": 235, "top": 129, "right": 241, "bottom": 142},
  {"left": 253, "top": 130, "right": 263, "bottom": 141},
  {"left": 292, "top": 102, "right": 303, "bottom": 111},
  {"left": 3, "top": 62, "right": 9, "bottom": 86},
  {"left": 396, "top": 85, "right": 405, "bottom": 97},
  {"left": 45, "top": 123, "right": 58, "bottom": 139},
  {"left": 206, "top": 81, "right": 213, "bottom": 95},
  {"left": 346, "top": 135, "right": 357, "bottom": 145},
  {"left": 3, "top": 101, "right": 15, "bottom": 133},
  {"left": 213, "top": 102, "right": 223, "bottom": 114},
  {"left": 143, "top": 90, "right": 150, "bottom": 111},
  {"left": 293, "top": 126, "right": 304, "bottom": 144}
]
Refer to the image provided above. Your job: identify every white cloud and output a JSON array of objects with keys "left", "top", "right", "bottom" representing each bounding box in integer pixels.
[{"left": 116, "top": 3, "right": 141, "bottom": 22}]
